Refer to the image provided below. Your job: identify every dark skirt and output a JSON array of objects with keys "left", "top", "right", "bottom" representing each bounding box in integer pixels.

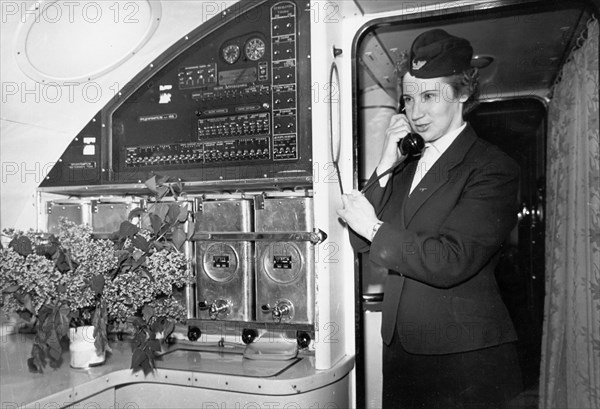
[{"left": 382, "top": 332, "right": 522, "bottom": 409}]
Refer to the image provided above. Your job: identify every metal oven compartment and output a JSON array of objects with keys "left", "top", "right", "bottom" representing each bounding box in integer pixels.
[
  {"left": 255, "top": 196, "right": 314, "bottom": 324},
  {"left": 195, "top": 198, "right": 254, "bottom": 321},
  {"left": 45, "top": 201, "right": 89, "bottom": 234},
  {"left": 92, "top": 200, "right": 140, "bottom": 236},
  {"left": 254, "top": 196, "right": 314, "bottom": 232},
  {"left": 256, "top": 240, "right": 314, "bottom": 324}
]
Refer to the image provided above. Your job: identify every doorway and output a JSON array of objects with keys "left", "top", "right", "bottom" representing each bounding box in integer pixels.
[{"left": 467, "top": 98, "right": 547, "bottom": 391}]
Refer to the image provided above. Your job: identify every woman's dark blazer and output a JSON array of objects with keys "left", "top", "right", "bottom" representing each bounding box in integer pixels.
[{"left": 350, "top": 123, "right": 519, "bottom": 354}]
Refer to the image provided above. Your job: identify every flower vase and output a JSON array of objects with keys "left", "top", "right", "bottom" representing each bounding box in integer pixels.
[{"left": 69, "top": 326, "right": 105, "bottom": 368}]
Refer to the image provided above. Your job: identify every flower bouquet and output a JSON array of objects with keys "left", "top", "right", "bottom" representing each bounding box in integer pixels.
[
  {"left": 0, "top": 221, "right": 115, "bottom": 372},
  {"left": 1, "top": 177, "right": 194, "bottom": 373}
]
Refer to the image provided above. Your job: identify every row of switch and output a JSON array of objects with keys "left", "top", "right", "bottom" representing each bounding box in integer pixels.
[
  {"left": 196, "top": 89, "right": 271, "bottom": 102},
  {"left": 272, "top": 21, "right": 294, "bottom": 34},
  {"left": 204, "top": 148, "right": 270, "bottom": 161},
  {"left": 125, "top": 154, "right": 203, "bottom": 166},
  {"left": 273, "top": 145, "right": 296, "bottom": 155},
  {"left": 125, "top": 149, "right": 271, "bottom": 166},
  {"left": 199, "top": 119, "right": 270, "bottom": 129},
  {"left": 198, "top": 125, "right": 270, "bottom": 137}
]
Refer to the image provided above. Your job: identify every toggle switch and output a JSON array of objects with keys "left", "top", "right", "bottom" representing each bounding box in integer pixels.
[
  {"left": 199, "top": 299, "right": 232, "bottom": 320},
  {"left": 261, "top": 299, "right": 294, "bottom": 323}
]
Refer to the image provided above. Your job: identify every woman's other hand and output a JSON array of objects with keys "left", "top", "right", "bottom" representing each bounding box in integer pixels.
[{"left": 337, "top": 190, "right": 380, "bottom": 240}]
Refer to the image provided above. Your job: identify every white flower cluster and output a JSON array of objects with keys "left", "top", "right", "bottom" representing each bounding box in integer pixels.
[
  {"left": 149, "top": 297, "right": 187, "bottom": 321},
  {"left": 146, "top": 250, "right": 190, "bottom": 295},
  {"left": 59, "top": 274, "right": 96, "bottom": 311},
  {"left": 75, "top": 239, "right": 118, "bottom": 279},
  {"left": 104, "top": 270, "right": 155, "bottom": 321},
  {"left": 104, "top": 250, "right": 191, "bottom": 322},
  {"left": 57, "top": 237, "right": 118, "bottom": 312},
  {"left": 1, "top": 220, "right": 193, "bottom": 328},
  {"left": 57, "top": 219, "right": 93, "bottom": 264},
  {"left": 0, "top": 248, "right": 62, "bottom": 315}
]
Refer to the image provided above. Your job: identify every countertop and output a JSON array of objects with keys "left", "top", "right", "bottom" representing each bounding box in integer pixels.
[{"left": 0, "top": 332, "right": 354, "bottom": 408}]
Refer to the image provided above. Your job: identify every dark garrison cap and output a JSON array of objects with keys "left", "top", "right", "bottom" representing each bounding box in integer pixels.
[{"left": 409, "top": 29, "right": 473, "bottom": 78}]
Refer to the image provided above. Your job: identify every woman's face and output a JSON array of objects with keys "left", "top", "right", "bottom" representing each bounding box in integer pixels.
[{"left": 401, "top": 73, "right": 467, "bottom": 143}]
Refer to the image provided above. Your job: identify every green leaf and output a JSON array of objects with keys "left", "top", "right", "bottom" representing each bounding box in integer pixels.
[
  {"left": 170, "top": 182, "right": 183, "bottom": 199},
  {"left": 54, "top": 251, "right": 73, "bottom": 273},
  {"left": 27, "top": 356, "right": 44, "bottom": 373},
  {"left": 28, "top": 344, "right": 46, "bottom": 373},
  {"left": 151, "top": 317, "right": 167, "bottom": 333},
  {"left": 133, "top": 315, "right": 147, "bottom": 325},
  {"left": 117, "top": 250, "right": 131, "bottom": 265},
  {"left": 92, "top": 307, "right": 111, "bottom": 354},
  {"left": 3, "top": 284, "right": 21, "bottom": 293},
  {"left": 47, "top": 331, "right": 62, "bottom": 361},
  {"left": 152, "top": 241, "right": 169, "bottom": 251},
  {"left": 158, "top": 223, "right": 171, "bottom": 237},
  {"left": 90, "top": 275, "right": 105, "bottom": 296},
  {"left": 186, "top": 223, "right": 196, "bottom": 240},
  {"left": 132, "top": 255, "right": 147, "bottom": 272},
  {"left": 163, "top": 320, "right": 175, "bottom": 339},
  {"left": 155, "top": 174, "right": 171, "bottom": 186},
  {"left": 128, "top": 207, "right": 146, "bottom": 221},
  {"left": 150, "top": 319, "right": 162, "bottom": 334},
  {"left": 131, "top": 348, "right": 147, "bottom": 370},
  {"left": 155, "top": 203, "right": 169, "bottom": 220},
  {"left": 131, "top": 235, "right": 150, "bottom": 252},
  {"left": 166, "top": 204, "right": 180, "bottom": 225},
  {"left": 58, "top": 304, "right": 70, "bottom": 317},
  {"left": 142, "top": 356, "right": 155, "bottom": 375},
  {"left": 150, "top": 213, "right": 162, "bottom": 235},
  {"left": 141, "top": 269, "right": 155, "bottom": 283},
  {"left": 38, "top": 241, "right": 59, "bottom": 258},
  {"left": 142, "top": 305, "right": 154, "bottom": 322},
  {"left": 144, "top": 175, "right": 158, "bottom": 193},
  {"left": 177, "top": 207, "right": 189, "bottom": 223},
  {"left": 9, "top": 236, "right": 33, "bottom": 256},
  {"left": 17, "top": 310, "right": 33, "bottom": 322},
  {"left": 23, "top": 293, "right": 34, "bottom": 314},
  {"left": 129, "top": 323, "right": 160, "bottom": 374},
  {"left": 37, "top": 307, "right": 53, "bottom": 337},
  {"left": 156, "top": 186, "right": 169, "bottom": 201},
  {"left": 147, "top": 339, "right": 161, "bottom": 352},
  {"left": 56, "top": 305, "right": 71, "bottom": 337},
  {"left": 118, "top": 221, "right": 139, "bottom": 239},
  {"left": 48, "top": 355, "right": 64, "bottom": 369},
  {"left": 171, "top": 228, "right": 186, "bottom": 251}
]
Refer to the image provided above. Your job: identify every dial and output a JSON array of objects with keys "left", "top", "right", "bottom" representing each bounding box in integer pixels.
[
  {"left": 222, "top": 44, "right": 240, "bottom": 64},
  {"left": 244, "top": 37, "right": 266, "bottom": 61}
]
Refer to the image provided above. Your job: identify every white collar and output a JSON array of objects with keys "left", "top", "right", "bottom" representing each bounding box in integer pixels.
[{"left": 424, "top": 122, "right": 466, "bottom": 157}]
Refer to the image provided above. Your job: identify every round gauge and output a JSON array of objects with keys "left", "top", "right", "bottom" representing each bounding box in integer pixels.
[
  {"left": 222, "top": 44, "right": 240, "bottom": 64},
  {"left": 244, "top": 37, "right": 266, "bottom": 61}
]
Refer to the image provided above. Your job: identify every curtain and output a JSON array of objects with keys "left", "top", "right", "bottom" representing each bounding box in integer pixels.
[{"left": 540, "top": 17, "right": 600, "bottom": 409}]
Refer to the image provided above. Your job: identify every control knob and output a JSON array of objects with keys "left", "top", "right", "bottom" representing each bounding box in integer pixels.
[
  {"left": 199, "top": 299, "right": 232, "bottom": 320},
  {"left": 261, "top": 299, "right": 294, "bottom": 323}
]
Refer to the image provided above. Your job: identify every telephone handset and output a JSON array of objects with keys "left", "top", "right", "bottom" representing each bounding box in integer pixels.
[
  {"left": 360, "top": 132, "right": 425, "bottom": 194},
  {"left": 396, "top": 96, "right": 425, "bottom": 157},
  {"left": 359, "top": 102, "right": 425, "bottom": 194},
  {"left": 398, "top": 133, "right": 425, "bottom": 157}
]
